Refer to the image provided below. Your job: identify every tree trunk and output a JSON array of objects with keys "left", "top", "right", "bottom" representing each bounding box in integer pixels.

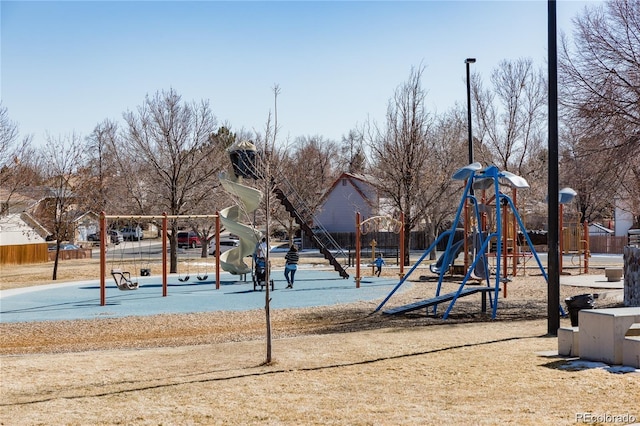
[{"left": 624, "top": 246, "right": 640, "bottom": 307}]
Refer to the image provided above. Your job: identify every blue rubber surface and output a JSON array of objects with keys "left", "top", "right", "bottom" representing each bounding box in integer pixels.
[{"left": 0, "top": 269, "right": 405, "bottom": 323}]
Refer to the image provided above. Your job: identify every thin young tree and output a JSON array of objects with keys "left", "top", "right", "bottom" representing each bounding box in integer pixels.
[{"left": 37, "top": 133, "right": 86, "bottom": 280}]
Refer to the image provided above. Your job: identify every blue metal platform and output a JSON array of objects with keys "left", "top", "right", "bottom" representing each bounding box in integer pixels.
[{"left": 383, "top": 287, "right": 494, "bottom": 316}]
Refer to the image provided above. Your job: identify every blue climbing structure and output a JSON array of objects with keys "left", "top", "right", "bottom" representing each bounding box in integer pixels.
[{"left": 375, "top": 163, "right": 558, "bottom": 319}]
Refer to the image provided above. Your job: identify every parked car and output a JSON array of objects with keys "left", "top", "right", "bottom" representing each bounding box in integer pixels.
[
  {"left": 87, "top": 230, "right": 123, "bottom": 245},
  {"left": 120, "top": 226, "right": 143, "bottom": 241},
  {"left": 209, "top": 238, "right": 240, "bottom": 255},
  {"left": 177, "top": 231, "right": 201, "bottom": 248},
  {"left": 48, "top": 243, "right": 80, "bottom": 251},
  {"left": 110, "top": 230, "right": 124, "bottom": 244},
  {"left": 60, "top": 243, "right": 80, "bottom": 250}
]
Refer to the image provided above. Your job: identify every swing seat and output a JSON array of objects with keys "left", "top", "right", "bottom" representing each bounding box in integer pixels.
[
  {"left": 197, "top": 274, "right": 208, "bottom": 281},
  {"left": 140, "top": 268, "right": 151, "bottom": 277},
  {"left": 111, "top": 269, "right": 139, "bottom": 291}
]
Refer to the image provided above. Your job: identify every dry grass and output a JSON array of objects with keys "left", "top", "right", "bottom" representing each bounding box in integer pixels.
[{"left": 1, "top": 258, "right": 638, "bottom": 425}]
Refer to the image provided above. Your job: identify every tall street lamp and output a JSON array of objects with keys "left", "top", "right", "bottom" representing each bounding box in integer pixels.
[
  {"left": 464, "top": 58, "right": 476, "bottom": 273},
  {"left": 465, "top": 58, "right": 476, "bottom": 165}
]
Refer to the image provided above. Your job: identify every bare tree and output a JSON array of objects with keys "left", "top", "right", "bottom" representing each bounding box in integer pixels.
[
  {"left": 559, "top": 0, "right": 640, "bottom": 220},
  {"left": 75, "top": 119, "right": 127, "bottom": 215},
  {"left": 37, "top": 133, "right": 86, "bottom": 280},
  {"left": 338, "top": 130, "right": 366, "bottom": 174},
  {"left": 187, "top": 125, "right": 241, "bottom": 257},
  {"left": 559, "top": 130, "right": 620, "bottom": 223},
  {"left": 0, "top": 103, "right": 37, "bottom": 210},
  {"left": 425, "top": 106, "right": 473, "bottom": 242},
  {"left": 472, "top": 58, "right": 548, "bottom": 179},
  {"left": 365, "top": 66, "right": 441, "bottom": 264},
  {"left": 121, "top": 88, "right": 222, "bottom": 273}
]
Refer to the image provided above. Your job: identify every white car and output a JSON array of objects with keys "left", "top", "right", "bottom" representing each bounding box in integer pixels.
[{"left": 209, "top": 238, "right": 240, "bottom": 255}]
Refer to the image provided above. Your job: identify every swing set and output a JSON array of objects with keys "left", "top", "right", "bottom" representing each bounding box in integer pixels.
[{"left": 99, "top": 212, "right": 222, "bottom": 306}]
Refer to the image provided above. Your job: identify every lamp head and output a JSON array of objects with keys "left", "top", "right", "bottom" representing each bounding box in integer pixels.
[{"left": 465, "top": 58, "right": 476, "bottom": 64}]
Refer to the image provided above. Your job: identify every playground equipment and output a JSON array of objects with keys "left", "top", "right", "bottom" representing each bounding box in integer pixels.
[
  {"left": 429, "top": 238, "right": 465, "bottom": 275},
  {"left": 110, "top": 269, "right": 139, "bottom": 291},
  {"left": 218, "top": 170, "right": 264, "bottom": 276},
  {"left": 227, "top": 140, "right": 350, "bottom": 279},
  {"left": 108, "top": 223, "right": 143, "bottom": 290},
  {"left": 354, "top": 213, "right": 404, "bottom": 288},
  {"left": 557, "top": 188, "right": 589, "bottom": 274},
  {"left": 99, "top": 213, "right": 221, "bottom": 306},
  {"left": 375, "top": 163, "right": 558, "bottom": 319}
]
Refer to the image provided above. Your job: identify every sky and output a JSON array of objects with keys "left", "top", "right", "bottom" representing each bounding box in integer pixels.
[{"left": 1, "top": 0, "right": 603, "bottom": 148}]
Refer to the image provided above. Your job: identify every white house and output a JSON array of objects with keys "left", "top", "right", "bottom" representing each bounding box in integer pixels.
[
  {"left": 614, "top": 195, "right": 637, "bottom": 237},
  {"left": 314, "top": 173, "right": 380, "bottom": 233},
  {"left": 0, "top": 212, "right": 48, "bottom": 246}
]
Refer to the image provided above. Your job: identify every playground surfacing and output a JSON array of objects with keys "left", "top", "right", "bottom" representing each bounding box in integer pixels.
[{"left": 0, "top": 268, "right": 402, "bottom": 323}]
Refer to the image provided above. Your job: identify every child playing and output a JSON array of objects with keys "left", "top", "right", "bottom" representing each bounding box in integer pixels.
[{"left": 374, "top": 253, "right": 385, "bottom": 277}]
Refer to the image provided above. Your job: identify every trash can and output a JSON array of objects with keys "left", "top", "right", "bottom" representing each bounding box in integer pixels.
[{"left": 564, "top": 294, "right": 595, "bottom": 326}]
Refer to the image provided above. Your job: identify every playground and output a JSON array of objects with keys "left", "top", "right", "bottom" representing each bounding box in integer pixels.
[
  {"left": 1, "top": 153, "right": 638, "bottom": 423},
  {"left": 1, "top": 258, "right": 638, "bottom": 425}
]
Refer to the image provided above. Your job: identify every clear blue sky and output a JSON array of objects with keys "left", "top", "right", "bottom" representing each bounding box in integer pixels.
[{"left": 1, "top": 1, "right": 600, "bottom": 147}]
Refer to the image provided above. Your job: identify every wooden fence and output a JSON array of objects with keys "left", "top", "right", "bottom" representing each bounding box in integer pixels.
[
  {"left": 588, "top": 235, "right": 627, "bottom": 255},
  {"left": 0, "top": 243, "right": 49, "bottom": 265},
  {"left": 307, "top": 231, "right": 628, "bottom": 255}
]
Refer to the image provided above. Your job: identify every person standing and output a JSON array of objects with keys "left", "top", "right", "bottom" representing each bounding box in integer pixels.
[
  {"left": 284, "top": 245, "right": 299, "bottom": 288},
  {"left": 374, "top": 253, "right": 385, "bottom": 277}
]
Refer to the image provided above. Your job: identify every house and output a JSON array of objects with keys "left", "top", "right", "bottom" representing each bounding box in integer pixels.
[
  {"left": 72, "top": 211, "right": 100, "bottom": 243},
  {"left": 614, "top": 195, "right": 637, "bottom": 237},
  {"left": 0, "top": 212, "right": 50, "bottom": 264},
  {"left": 0, "top": 212, "right": 49, "bottom": 246},
  {"left": 314, "top": 173, "right": 381, "bottom": 233},
  {"left": 588, "top": 222, "right": 614, "bottom": 237}
]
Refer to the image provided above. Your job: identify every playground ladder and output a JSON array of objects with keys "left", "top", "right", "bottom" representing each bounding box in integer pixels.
[{"left": 271, "top": 171, "right": 350, "bottom": 279}]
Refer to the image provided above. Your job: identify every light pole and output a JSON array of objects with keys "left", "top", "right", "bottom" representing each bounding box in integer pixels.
[
  {"left": 464, "top": 58, "right": 476, "bottom": 274},
  {"left": 465, "top": 58, "right": 476, "bottom": 165}
]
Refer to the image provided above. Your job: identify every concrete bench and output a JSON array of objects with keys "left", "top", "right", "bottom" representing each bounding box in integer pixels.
[
  {"left": 622, "top": 323, "right": 640, "bottom": 368},
  {"left": 558, "top": 326, "right": 579, "bottom": 357},
  {"left": 578, "top": 307, "right": 640, "bottom": 365},
  {"left": 604, "top": 267, "right": 623, "bottom": 282}
]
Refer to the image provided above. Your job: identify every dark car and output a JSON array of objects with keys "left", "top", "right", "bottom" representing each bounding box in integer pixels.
[{"left": 177, "top": 231, "right": 201, "bottom": 248}]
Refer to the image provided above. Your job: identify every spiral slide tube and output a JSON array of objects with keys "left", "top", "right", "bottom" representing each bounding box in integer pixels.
[{"left": 218, "top": 172, "right": 263, "bottom": 275}]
